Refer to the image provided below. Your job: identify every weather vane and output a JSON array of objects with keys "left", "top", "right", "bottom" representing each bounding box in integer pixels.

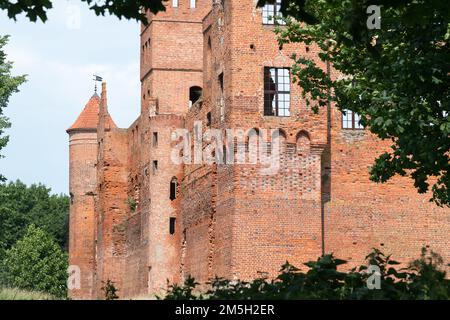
[{"left": 93, "top": 74, "right": 103, "bottom": 93}]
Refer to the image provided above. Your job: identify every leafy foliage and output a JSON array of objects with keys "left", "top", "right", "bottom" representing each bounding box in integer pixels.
[
  {"left": 101, "top": 280, "right": 119, "bottom": 300},
  {"left": 0, "top": 35, "right": 26, "bottom": 181},
  {"left": 0, "top": 0, "right": 166, "bottom": 24},
  {"left": 161, "top": 248, "right": 450, "bottom": 300},
  {"left": 1, "top": 225, "right": 68, "bottom": 298},
  {"left": 258, "top": 0, "right": 450, "bottom": 206},
  {"left": 0, "top": 180, "right": 70, "bottom": 260},
  {"left": 126, "top": 197, "right": 137, "bottom": 213}
]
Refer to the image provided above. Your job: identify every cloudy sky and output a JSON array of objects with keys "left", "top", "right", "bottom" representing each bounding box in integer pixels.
[{"left": 0, "top": 0, "right": 141, "bottom": 194}]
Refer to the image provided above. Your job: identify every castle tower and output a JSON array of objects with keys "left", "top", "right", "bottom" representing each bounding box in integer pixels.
[
  {"left": 140, "top": 0, "right": 211, "bottom": 115},
  {"left": 138, "top": 1, "right": 211, "bottom": 294},
  {"left": 66, "top": 94, "right": 100, "bottom": 299},
  {"left": 67, "top": 87, "right": 117, "bottom": 299}
]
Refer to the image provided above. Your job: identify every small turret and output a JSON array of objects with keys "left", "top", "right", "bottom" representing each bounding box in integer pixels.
[
  {"left": 66, "top": 92, "right": 109, "bottom": 299},
  {"left": 97, "top": 82, "right": 117, "bottom": 134}
]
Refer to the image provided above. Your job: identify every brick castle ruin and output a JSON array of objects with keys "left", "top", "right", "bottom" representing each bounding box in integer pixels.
[{"left": 67, "top": 0, "right": 449, "bottom": 299}]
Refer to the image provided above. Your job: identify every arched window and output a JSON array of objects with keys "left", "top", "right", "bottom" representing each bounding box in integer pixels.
[
  {"left": 189, "top": 86, "right": 202, "bottom": 108},
  {"left": 170, "top": 177, "right": 178, "bottom": 201}
]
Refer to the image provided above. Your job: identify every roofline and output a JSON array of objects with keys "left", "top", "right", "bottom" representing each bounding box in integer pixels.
[
  {"left": 66, "top": 127, "right": 117, "bottom": 134},
  {"left": 66, "top": 127, "right": 97, "bottom": 134}
]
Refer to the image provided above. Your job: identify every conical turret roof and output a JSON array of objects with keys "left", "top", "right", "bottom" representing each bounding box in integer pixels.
[{"left": 67, "top": 93, "right": 117, "bottom": 133}]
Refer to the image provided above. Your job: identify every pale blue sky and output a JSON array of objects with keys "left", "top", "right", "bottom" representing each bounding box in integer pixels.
[{"left": 0, "top": 0, "right": 141, "bottom": 194}]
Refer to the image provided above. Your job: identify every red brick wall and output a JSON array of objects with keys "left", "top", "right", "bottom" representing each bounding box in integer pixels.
[
  {"left": 95, "top": 127, "right": 129, "bottom": 298},
  {"left": 140, "top": 1, "right": 211, "bottom": 115},
  {"left": 68, "top": 130, "right": 97, "bottom": 299},
  {"left": 68, "top": 0, "right": 449, "bottom": 299},
  {"left": 214, "top": 0, "right": 325, "bottom": 279},
  {"left": 324, "top": 106, "right": 450, "bottom": 268},
  {"left": 146, "top": 114, "right": 185, "bottom": 294}
]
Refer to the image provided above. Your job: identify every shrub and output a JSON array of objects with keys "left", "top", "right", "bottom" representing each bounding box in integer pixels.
[
  {"left": 161, "top": 248, "right": 450, "bottom": 300},
  {"left": 1, "top": 224, "right": 68, "bottom": 298}
]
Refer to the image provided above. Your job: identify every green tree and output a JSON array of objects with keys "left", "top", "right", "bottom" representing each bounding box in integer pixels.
[
  {"left": 256, "top": 0, "right": 450, "bottom": 206},
  {"left": 0, "top": 35, "right": 26, "bottom": 181},
  {"left": 0, "top": 0, "right": 166, "bottom": 23},
  {"left": 1, "top": 225, "right": 68, "bottom": 298},
  {"left": 0, "top": 180, "right": 69, "bottom": 259}
]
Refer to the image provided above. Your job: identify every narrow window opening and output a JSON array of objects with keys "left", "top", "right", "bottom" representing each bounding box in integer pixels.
[
  {"left": 190, "top": 0, "right": 196, "bottom": 9},
  {"left": 218, "top": 73, "right": 224, "bottom": 92},
  {"left": 206, "top": 112, "right": 212, "bottom": 127},
  {"left": 152, "top": 132, "right": 158, "bottom": 147},
  {"left": 189, "top": 86, "right": 203, "bottom": 108},
  {"left": 172, "top": 0, "right": 179, "bottom": 8},
  {"left": 218, "top": 73, "right": 225, "bottom": 122},
  {"left": 169, "top": 217, "right": 176, "bottom": 235},
  {"left": 152, "top": 160, "right": 158, "bottom": 175},
  {"left": 170, "top": 177, "right": 178, "bottom": 201}
]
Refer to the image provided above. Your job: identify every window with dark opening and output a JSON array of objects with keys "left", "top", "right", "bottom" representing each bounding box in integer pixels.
[
  {"left": 206, "top": 112, "right": 211, "bottom": 127},
  {"left": 262, "top": 0, "right": 285, "bottom": 25},
  {"left": 264, "top": 67, "right": 290, "bottom": 117},
  {"left": 152, "top": 160, "right": 158, "bottom": 175},
  {"left": 169, "top": 217, "right": 176, "bottom": 235},
  {"left": 218, "top": 73, "right": 224, "bottom": 92},
  {"left": 189, "top": 86, "right": 202, "bottom": 108},
  {"left": 152, "top": 132, "right": 158, "bottom": 147},
  {"left": 218, "top": 73, "right": 225, "bottom": 121},
  {"left": 170, "top": 177, "right": 178, "bottom": 201},
  {"left": 342, "top": 109, "right": 364, "bottom": 129}
]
